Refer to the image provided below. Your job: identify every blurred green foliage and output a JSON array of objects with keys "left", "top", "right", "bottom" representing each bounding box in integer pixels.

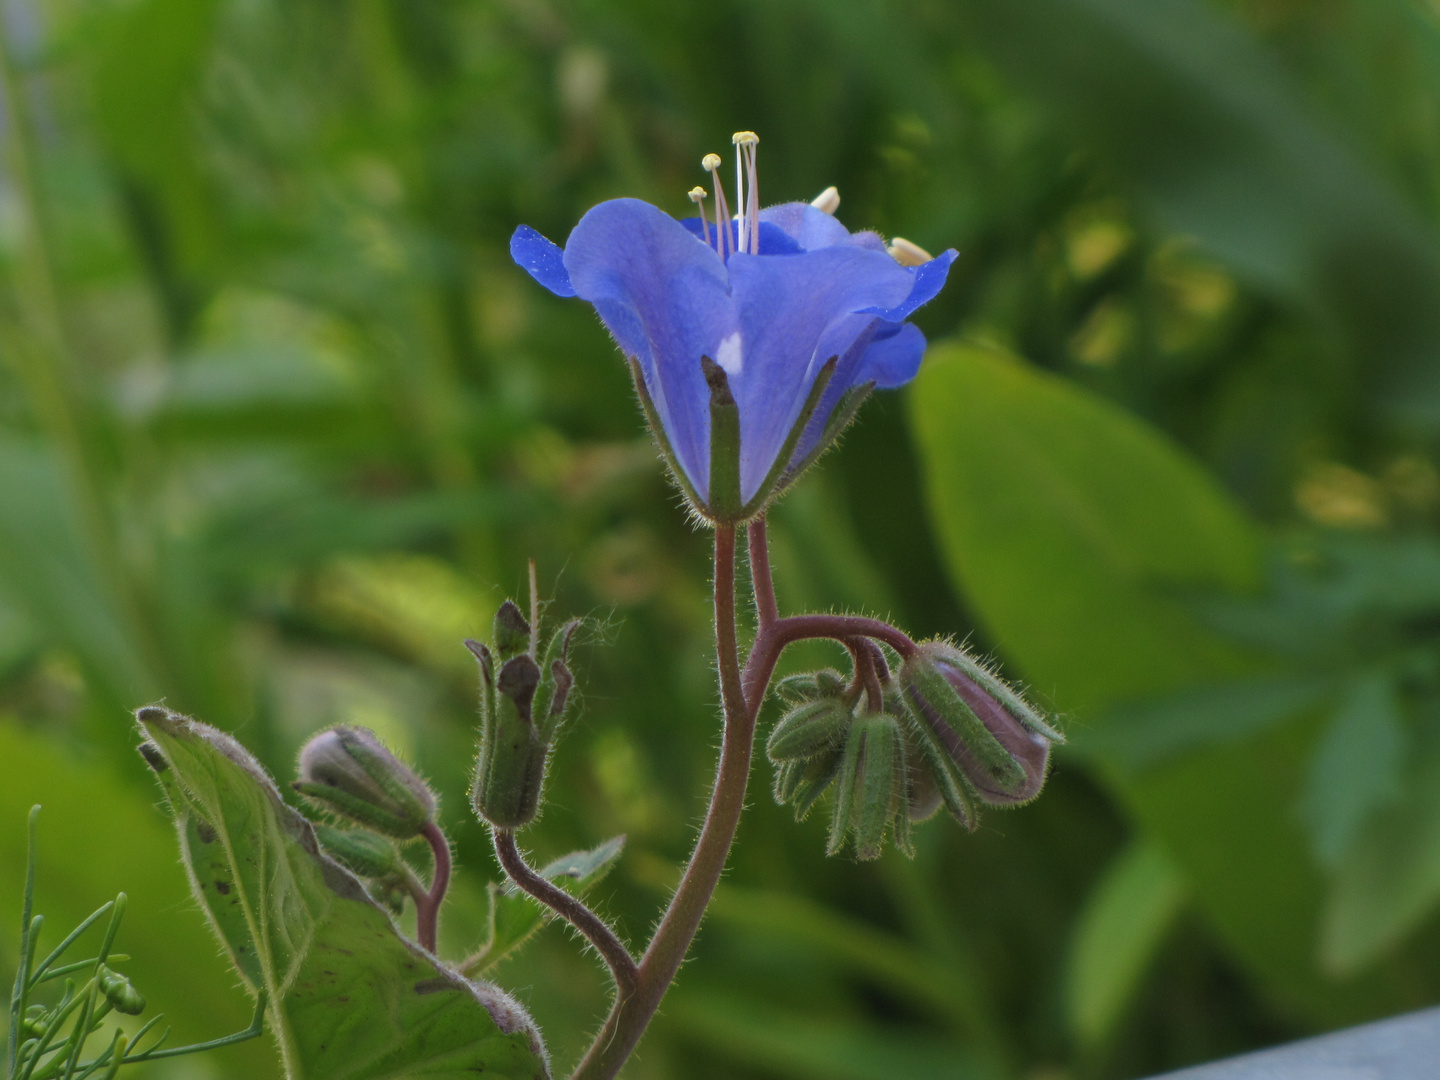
[{"left": 5, "top": 0, "right": 1440, "bottom": 1078}]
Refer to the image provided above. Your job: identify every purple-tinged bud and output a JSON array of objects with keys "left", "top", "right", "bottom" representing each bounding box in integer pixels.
[
  {"left": 493, "top": 600, "right": 532, "bottom": 661},
  {"left": 294, "top": 726, "right": 437, "bottom": 838},
  {"left": 899, "top": 643, "right": 1060, "bottom": 810}
]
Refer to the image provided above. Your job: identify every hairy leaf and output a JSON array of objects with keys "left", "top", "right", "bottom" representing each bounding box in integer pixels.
[{"left": 137, "top": 705, "right": 551, "bottom": 1080}]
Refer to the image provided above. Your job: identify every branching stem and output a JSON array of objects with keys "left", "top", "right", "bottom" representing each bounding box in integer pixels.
[{"left": 568, "top": 517, "right": 918, "bottom": 1079}]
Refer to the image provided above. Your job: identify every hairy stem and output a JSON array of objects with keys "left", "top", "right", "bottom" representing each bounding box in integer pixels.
[
  {"left": 415, "top": 822, "right": 451, "bottom": 953},
  {"left": 571, "top": 525, "right": 757, "bottom": 1080},
  {"left": 845, "top": 637, "right": 885, "bottom": 712},
  {"left": 748, "top": 517, "right": 778, "bottom": 629},
  {"left": 492, "top": 830, "right": 638, "bottom": 995},
  {"left": 569, "top": 525, "right": 919, "bottom": 1079}
]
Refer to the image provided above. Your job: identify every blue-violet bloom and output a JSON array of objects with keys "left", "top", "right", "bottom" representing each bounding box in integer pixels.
[{"left": 510, "top": 131, "right": 957, "bottom": 522}]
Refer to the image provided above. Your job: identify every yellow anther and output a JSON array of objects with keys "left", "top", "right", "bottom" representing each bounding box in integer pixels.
[
  {"left": 688, "top": 186, "right": 708, "bottom": 202},
  {"left": 810, "top": 186, "right": 840, "bottom": 215},
  {"left": 887, "top": 237, "right": 933, "bottom": 267},
  {"left": 702, "top": 153, "right": 723, "bottom": 171},
  {"left": 731, "top": 130, "right": 759, "bottom": 146}
]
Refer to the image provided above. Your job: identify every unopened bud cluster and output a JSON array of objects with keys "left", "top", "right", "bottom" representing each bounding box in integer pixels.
[
  {"left": 293, "top": 724, "right": 439, "bottom": 913},
  {"left": 467, "top": 598, "right": 579, "bottom": 830},
  {"left": 768, "top": 641, "right": 1062, "bottom": 860}
]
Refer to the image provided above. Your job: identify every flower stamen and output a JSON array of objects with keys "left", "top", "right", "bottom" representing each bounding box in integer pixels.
[
  {"left": 810, "top": 186, "right": 840, "bottom": 215},
  {"left": 689, "top": 186, "right": 710, "bottom": 249},
  {"left": 732, "top": 131, "right": 760, "bottom": 254},
  {"left": 888, "top": 237, "right": 933, "bottom": 267},
  {"left": 702, "top": 153, "right": 730, "bottom": 260}
]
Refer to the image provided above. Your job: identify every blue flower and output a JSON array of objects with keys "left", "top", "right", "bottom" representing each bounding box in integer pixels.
[{"left": 510, "top": 133, "right": 956, "bottom": 522}]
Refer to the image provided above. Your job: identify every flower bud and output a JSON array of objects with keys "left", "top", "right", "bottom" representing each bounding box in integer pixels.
[
  {"left": 828, "top": 713, "right": 911, "bottom": 860},
  {"left": 767, "top": 697, "right": 854, "bottom": 762},
  {"left": 899, "top": 642, "right": 1060, "bottom": 813},
  {"left": 293, "top": 726, "right": 437, "bottom": 839},
  {"left": 774, "top": 668, "right": 846, "bottom": 705},
  {"left": 98, "top": 967, "right": 146, "bottom": 1015},
  {"left": 313, "top": 823, "right": 403, "bottom": 879},
  {"left": 470, "top": 612, "right": 581, "bottom": 830}
]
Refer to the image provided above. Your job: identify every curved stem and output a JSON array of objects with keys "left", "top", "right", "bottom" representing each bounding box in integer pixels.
[
  {"left": 569, "top": 526, "right": 921, "bottom": 1079},
  {"left": 415, "top": 822, "right": 451, "bottom": 953},
  {"left": 492, "top": 830, "right": 638, "bottom": 994},
  {"left": 845, "top": 637, "right": 885, "bottom": 712},
  {"left": 571, "top": 525, "right": 755, "bottom": 1080}
]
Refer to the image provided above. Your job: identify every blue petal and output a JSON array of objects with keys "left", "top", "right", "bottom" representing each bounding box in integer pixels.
[
  {"left": 758, "top": 203, "right": 852, "bottom": 251},
  {"left": 564, "top": 199, "right": 738, "bottom": 500},
  {"left": 510, "top": 225, "right": 576, "bottom": 298},
  {"left": 861, "top": 248, "right": 958, "bottom": 322},
  {"left": 727, "top": 246, "right": 913, "bottom": 500},
  {"left": 856, "top": 321, "right": 926, "bottom": 389}
]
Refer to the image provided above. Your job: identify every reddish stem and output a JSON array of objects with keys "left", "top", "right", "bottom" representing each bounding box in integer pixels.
[
  {"left": 416, "top": 821, "right": 451, "bottom": 953},
  {"left": 492, "top": 830, "right": 638, "bottom": 994}
]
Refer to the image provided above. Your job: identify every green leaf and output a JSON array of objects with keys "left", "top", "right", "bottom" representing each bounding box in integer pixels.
[
  {"left": 909, "top": 343, "right": 1260, "bottom": 717},
  {"left": 1321, "top": 750, "right": 1440, "bottom": 974},
  {"left": 467, "top": 836, "right": 626, "bottom": 976},
  {"left": 1301, "top": 671, "right": 1405, "bottom": 867},
  {"left": 909, "top": 344, "right": 1419, "bottom": 1021},
  {"left": 1077, "top": 674, "right": 1332, "bottom": 771},
  {"left": 1065, "top": 840, "right": 1186, "bottom": 1050},
  {"left": 137, "top": 706, "right": 551, "bottom": 1080}
]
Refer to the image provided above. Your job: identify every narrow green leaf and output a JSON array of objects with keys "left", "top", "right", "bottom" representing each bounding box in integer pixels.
[
  {"left": 1065, "top": 840, "right": 1186, "bottom": 1049},
  {"left": 137, "top": 706, "right": 551, "bottom": 1080}
]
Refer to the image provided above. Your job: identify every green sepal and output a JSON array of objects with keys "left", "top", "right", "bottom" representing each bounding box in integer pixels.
[
  {"left": 767, "top": 698, "right": 854, "bottom": 762},
  {"left": 702, "top": 356, "right": 743, "bottom": 522},
  {"left": 782, "top": 380, "right": 875, "bottom": 486},
  {"left": 774, "top": 668, "right": 846, "bottom": 705},
  {"left": 474, "top": 665, "right": 548, "bottom": 830},
  {"left": 792, "top": 752, "right": 843, "bottom": 820},
  {"left": 493, "top": 601, "right": 532, "bottom": 662},
  {"left": 313, "top": 824, "right": 402, "bottom": 879},
  {"left": 902, "top": 659, "right": 1027, "bottom": 795},
  {"left": 532, "top": 620, "right": 580, "bottom": 743},
  {"left": 903, "top": 712, "right": 977, "bottom": 830},
  {"left": 827, "top": 723, "right": 865, "bottom": 856},
  {"left": 292, "top": 781, "right": 417, "bottom": 837},
  {"left": 626, "top": 357, "right": 705, "bottom": 514},
  {"left": 939, "top": 646, "right": 1065, "bottom": 743},
  {"left": 739, "top": 356, "right": 839, "bottom": 517}
]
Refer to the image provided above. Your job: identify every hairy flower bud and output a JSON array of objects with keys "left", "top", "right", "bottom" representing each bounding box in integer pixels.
[
  {"left": 767, "top": 697, "right": 853, "bottom": 762},
  {"left": 313, "top": 823, "right": 403, "bottom": 879},
  {"left": 899, "top": 642, "right": 1061, "bottom": 820},
  {"left": 470, "top": 612, "right": 581, "bottom": 831},
  {"left": 829, "top": 713, "right": 911, "bottom": 860},
  {"left": 293, "top": 726, "right": 437, "bottom": 839}
]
